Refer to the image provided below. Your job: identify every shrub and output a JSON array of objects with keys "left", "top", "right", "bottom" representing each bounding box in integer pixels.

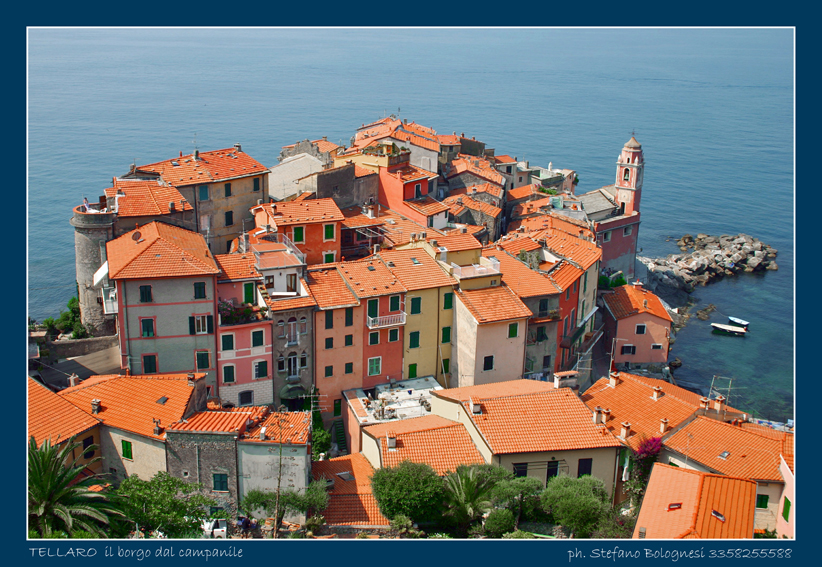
[
  {"left": 502, "top": 529, "right": 535, "bottom": 539},
  {"left": 305, "top": 514, "right": 325, "bottom": 533},
  {"left": 371, "top": 461, "right": 444, "bottom": 523},
  {"left": 484, "top": 509, "right": 515, "bottom": 538},
  {"left": 355, "top": 531, "right": 370, "bottom": 539},
  {"left": 541, "top": 475, "right": 610, "bottom": 538}
]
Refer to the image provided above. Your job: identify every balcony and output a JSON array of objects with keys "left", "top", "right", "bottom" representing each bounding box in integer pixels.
[
  {"left": 367, "top": 311, "right": 407, "bottom": 329},
  {"left": 100, "top": 286, "right": 117, "bottom": 315},
  {"left": 450, "top": 258, "right": 501, "bottom": 279}
]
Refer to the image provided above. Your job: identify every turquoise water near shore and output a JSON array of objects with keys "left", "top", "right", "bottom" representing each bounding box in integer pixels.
[{"left": 27, "top": 28, "right": 794, "bottom": 422}]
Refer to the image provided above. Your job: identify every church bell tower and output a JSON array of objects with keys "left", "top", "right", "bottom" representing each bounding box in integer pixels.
[{"left": 614, "top": 135, "right": 644, "bottom": 215}]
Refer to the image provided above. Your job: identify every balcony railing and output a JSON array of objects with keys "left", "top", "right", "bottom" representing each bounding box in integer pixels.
[
  {"left": 367, "top": 311, "right": 407, "bottom": 329},
  {"left": 100, "top": 286, "right": 118, "bottom": 315},
  {"left": 450, "top": 258, "right": 501, "bottom": 279}
]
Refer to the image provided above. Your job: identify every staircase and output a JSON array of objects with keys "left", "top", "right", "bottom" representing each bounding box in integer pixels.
[{"left": 332, "top": 420, "right": 347, "bottom": 454}]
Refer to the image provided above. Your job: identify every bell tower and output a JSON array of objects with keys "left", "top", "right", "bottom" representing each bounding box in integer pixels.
[{"left": 614, "top": 134, "right": 644, "bottom": 215}]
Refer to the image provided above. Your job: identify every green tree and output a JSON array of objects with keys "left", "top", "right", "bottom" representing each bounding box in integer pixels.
[
  {"left": 541, "top": 474, "right": 610, "bottom": 538},
  {"left": 442, "top": 465, "right": 496, "bottom": 537},
  {"left": 491, "top": 475, "right": 544, "bottom": 529},
  {"left": 483, "top": 508, "right": 515, "bottom": 538},
  {"left": 28, "top": 436, "right": 123, "bottom": 538},
  {"left": 310, "top": 395, "right": 331, "bottom": 460},
  {"left": 241, "top": 481, "right": 329, "bottom": 530},
  {"left": 591, "top": 507, "right": 636, "bottom": 539},
  {"left": 370, "top": 461, "right": 444, "bottom": 523},
  {"left": 115, "top": 471, "right": 216, "bottom": 538}
]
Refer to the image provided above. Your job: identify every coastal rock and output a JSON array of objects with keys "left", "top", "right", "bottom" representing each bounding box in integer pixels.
[{"left": 767, "top": 262, "right": 778, "bottom": 270}]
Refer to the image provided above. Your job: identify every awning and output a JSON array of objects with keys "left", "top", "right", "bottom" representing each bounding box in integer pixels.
[
  {"left": 93, "top": 261, "right": 109, "bottom": 286},
  {"left": 279, "top": 384, "right": 307, "bottom": 400}
]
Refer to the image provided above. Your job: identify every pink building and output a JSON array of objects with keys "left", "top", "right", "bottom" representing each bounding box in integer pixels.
[{"left": 601, "top": 282, "right": 672, "bottom": 368}]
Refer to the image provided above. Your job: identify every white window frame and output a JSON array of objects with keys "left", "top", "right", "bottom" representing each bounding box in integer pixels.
[
  {"left": 194, "top": 315, "right": 209, "bottom": 335},
  {"left": 367, "top": 356, "right": 382, "bottom": 376},
  {"left": 222, "top": 364, "right": 236, "bottom": 384},
  {"left": 651, "top": 343, "right": 663, "bottom": 350},
  {"left": 323, "top": 223, "right": 336, "bottom": 242},
  {"left": 636, "top": 324, "right": 646, "bottom": 335},
  {"left": 238, "top": 391, "right": 254, "bottom": 407},
  {"left": 323, "top": 251, "right": 337, "bottom": 263},
  {"left": 623, "top": 225, "right": 633, "bottom": 236}
]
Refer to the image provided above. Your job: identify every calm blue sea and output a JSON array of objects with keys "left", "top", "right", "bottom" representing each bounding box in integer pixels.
[{"left": 27, "top": 28, "right": 794, "bottom": 422}]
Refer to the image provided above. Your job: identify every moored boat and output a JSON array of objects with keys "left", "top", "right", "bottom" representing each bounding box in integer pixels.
[
  {"left": 728, "top": 316, "right": 750, "bottom": 328},
  {"left": 711, "top": 323, "right": 747, "bottom": 336}
]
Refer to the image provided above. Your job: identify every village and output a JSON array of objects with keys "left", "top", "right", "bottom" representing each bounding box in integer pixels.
[{"left": 28, "top": 116, "right": 794, "bottom": 540}]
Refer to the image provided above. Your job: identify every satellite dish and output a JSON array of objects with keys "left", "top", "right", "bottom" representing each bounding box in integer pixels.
[{"left": 132, "top": 231, "right": 142, "bottom": 241}]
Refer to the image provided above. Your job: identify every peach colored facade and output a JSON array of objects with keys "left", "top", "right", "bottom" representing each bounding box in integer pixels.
[
  {"left": 314, "top": 304, "right": 364, "bottom": 422},
  {"left": 776, "top": 455, "right": 794, "bottom": 538},
  {"left": 605, "top": 311, "right": 671, "bottom": 366}
]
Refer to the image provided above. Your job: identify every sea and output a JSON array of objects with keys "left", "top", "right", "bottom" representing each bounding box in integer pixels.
[{"left": 27, "top": 28, "right": 794, "bottom": 423}]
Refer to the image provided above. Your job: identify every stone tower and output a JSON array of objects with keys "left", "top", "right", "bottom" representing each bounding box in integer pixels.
[
  {"left": 70, "top": 202, "right": 117, "bottom": 336},
  {"left": 614, "top": 135, "right": 644, "bottom": 216}
]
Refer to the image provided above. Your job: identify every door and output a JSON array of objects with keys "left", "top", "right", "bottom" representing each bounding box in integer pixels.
[
  {"left": 287, "top": 354, "right": 298, "bottom": 377},
  {"left": 286, "top": 274, "right": 297, "bottom": 293}
]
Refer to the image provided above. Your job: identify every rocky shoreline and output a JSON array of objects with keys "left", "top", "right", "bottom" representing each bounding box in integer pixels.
[{"left": 638, "top": 233, "right": 778, "bottom": 308}]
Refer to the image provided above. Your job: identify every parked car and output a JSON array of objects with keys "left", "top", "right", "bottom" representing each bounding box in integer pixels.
[{"left": 202, "top": 518, "right": 227, "bottom": 538}]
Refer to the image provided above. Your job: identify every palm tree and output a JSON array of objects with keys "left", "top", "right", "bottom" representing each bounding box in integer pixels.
[
  {"left": 28, "top": 435, "right": 123, "bottom": 537},
  {"left": 442, "top": 466, "right": 495, "bottom": 537}
]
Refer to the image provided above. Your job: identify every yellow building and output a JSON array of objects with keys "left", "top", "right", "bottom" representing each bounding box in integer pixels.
[{"left": 376, "top": 248, "right": 457, "bottom": 387}]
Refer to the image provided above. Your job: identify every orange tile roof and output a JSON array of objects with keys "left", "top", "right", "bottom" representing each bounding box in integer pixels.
[
  {"left": 282, "top": 138, "right": 340, "bottom": 154},
  {"left": 665, "top": 417, "right": 791, "bottom": 482},
  {"left": 402, "top": 195, "right": 450, "bottom": 216},
  {"left": 443, "top": 224, "right": 487, "bottom": 238},
  {"left": 456, "top": 284, "right": 532, "bottom": 324},
  {"left": 305, "top": 267, "right": 360, "bottom": 309},
  {"left": 340, "top": 206, "right": 385, "bottom": 229},
  {"left": 386, "top": 163, "right": 436, "bottom": 183},
  {"left": 494, "top": 154, "right": 516, "bottom": 164},
  {"left": 739, "top": 422, "right": 795, "bottom": 471},
  {"left": 167, "top": 409, "right": 265, "bottom": 434},
  {"left": 312, "top": 454, "right": 390, "bottom": 526},
  {"left": 581, "top": 372, "right": 741, "bottom": 450},
  {"left": 506, "top": 212, "right": 594, "bottom": 236},
  {"left": 603, "top": 283, "right": 673, "bottom": 322},
  {"left": 258, "top": 198, "right": 344, "bottom": 227},
  {"left": 336, "top": 258, "right": 408, "bottom": 299},
  {"left": 463, "top": 389, "right": 622, "bottom": 454},
  {"left": 59, "top": 374, "right": 205, "bottom": 440},
  {"left": 544, "top": 260, "right": 582, "bottom": 291},
  {"left": 541, "top": 231, "right": 601, "bottom": 271},
  {"left": 433, "top": 379, "right": 555, "bottom": 403},
  {"left": 244, "top": 411, "right": 311, "bottom": 444},
  {"left": 265, "top": 278, "right": 317, "bottom": 312},
  {"left": 482, "top": 248, "right": 561, "bottom": 298},
  {"left": 104, "top": 178, "right": 193, "bottom": 218},
  {"left": 28, "top": 378, "right": 100, "bottom": 447},
  {"left": 635, "top": 463, "right": 756, "bottom": 539},
  {"left": 445, "top": 156, "right": 505, "bottom": 186},
  {"left": 107, "top": 221, "right": 219, "bottom": 280},
  {"left": 214, "top": 253, "right": 261, "bottom": 281},
  {"left": 512, "top": 197, "right": 554, "bottom": 218},
  {"left": 437, "top": 134, "right": 461, "bottom": 145},
  {"left": 376, "top": 249, "right": 457, "bottom": 291},
  {"left": 507, "top": 184, "right": 540, "bottom": 202},
  {"left": 449, "top": 182, "right": 503, "bottom": 200},
  {"left": 353, "top": 164, "right": 377, "bottom": 178},
  {"left": 291, "top": 191, "right": 315, "bottom": 202},
  {"left": 376, "top": 209, "right": 445, "bottom": 247},
  {"left": 497, "top": 234, "right": 542, "bottom": 255},
  {"left": 353, "top": 119, "right": 440, "bottom": 152},
  {"left": 428, "top": 232, "right": 482, "bottom": 253},
  {"left": 442, "top": 194, "right": 502, "bottom": 218},
  {"left": 137, "top": 148, "right": 268, "bottom": 186},
  {"left": 365, "top": 415, "right": 485, "bottom": 475}
]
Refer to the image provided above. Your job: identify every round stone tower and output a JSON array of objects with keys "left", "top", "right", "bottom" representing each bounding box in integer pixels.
[{"left": 70, "top": 203, "right": 117, "bottom": 336}]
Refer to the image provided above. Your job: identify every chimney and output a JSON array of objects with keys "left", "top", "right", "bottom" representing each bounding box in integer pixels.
[
  {"left": 713, "top": 395, "right": 726, "bottom": 412},
  {"left": 187, "top": 372, "right": 195, "bottom": 386},
  {"left": 461, "top": 227, "right": 467, "bottom": 234},
  {"left": 234, "top": 142, "right": 243, "bottom": 153},
  {"left": 153, "top": 418, "right": 162, "bottom": 436},
  {"left": 373, "top": 244, "right": 380, "bottom": 254},
  {"left": 387, "top": 432, "right": 397, "bottom": 448},
  {"left": 169, "top": 201, "right": 176, "bottom": 212},
  {"left": 68, "top": 374, "right": 79, "bottom": 388},
  {"left": 194, "top": 149, "right": 199, "bottom": 160},
  {"left": 620, "top": 422, "right": 632, "bottom": 439},
  {"left": 660, "top": 418, "right": 669, "bottom": 434},
  {"left": 403, "top": 118, "right": 407, "bottom": 125},
  {"left": 652, "top": 386, "right": 663, "bottom": 401},
  {"left": 700, "top": 397, "right": 711, "bottom": 410},
  {"left": 609, "top": 372, "right": 620, "bottom": 388},
  {"left": 431, "top": 240, "right": 438, "bottom": 248},
  {"left": 601, "top": 408, "right": 611, "bottom": 423},
  {"left": 91, "top": 399, "right": 101, "bottom": 415},
  {"left": 456, "top": 197, "right": 463, "bottom": 205},
  {"left": 643, "top": 299, "right": 648, "bottom": 308},
  {"left": 470, "top": 397, "right": 481, "bottom": 415},
  {"left": 592, "top": 406, "right": 603, "bottom": 424},
  {"left": 259, "top": 426, "right": 267, "bottom": 440}
]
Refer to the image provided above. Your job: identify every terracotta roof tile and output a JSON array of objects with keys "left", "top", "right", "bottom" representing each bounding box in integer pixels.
[
  {"left": 437, "top": 134, "right": 461, "bottom": 145},
  {"left": 59, "top": 374, "right": 205, "bottom": 440},
  {"left": 305, "top": 267, "right": 360, "bottom": 309},
  {"left": 340, "top": 205, "right": 385, "bottom": 230},
  {"left": 539, "top": 230, "right": 601, "bottom": 271},
  {"left": 497, "top": 234, "right": 542, "bottom": 255},
  {"left": 376, "top": 249, "right": 457, "bottom": 291},
  {"left": 433, "top": 379, "right": 555, "bottom": 403},
  {"left": 634, "top": 463, "right": 756, "bottom": 539},
  {"left": 443, "top": 224, "right": 487, "bottom": 238},
  {"left": 494, "top": 154, "right": 516, "bottom": 164},
  {"left": 445, "top": 156, "right": 505, "bottom": 186},
  {"left": 28, "top": 378, "right": 100, "bottom": 447},
  {"left": 265, "top": 278, "right": 318, "bottom": 312},
  {"left": 402, "top": 195, "right": 450, "bottom": 216},
  {"left": 353, "top": 164, "right": 377, "bottom": 178},
  {"left": 107, "top": 221, "right": 219, "bottom": 280},
  {"left": 353, "top": 119, "right": 440, "bottom": 152},
  {"left": 581, "top": 372, "right": 741, "bottom": 451},
  {"left": 137, "top": 148, "right": 267, "bottom": 186},
  {"left": 603, "top": 283, "right": 673, "bottom": 322},
  {"left": 511, "top": 197, "right": 554, "bottom": 218},
  {"left": 104, "top": 178, "right": 193, "bottom": 218},
  {"left": 544, "top": 260, "right": 582, "bottom": 291},
  {"left": 366, "top": 416, "right": 485, "bottom": 475},
  {"left": 377, "top": 209, "right": 445, "bottom": 247},
  {"left": 456, "top": 284, "right": 532, "bottom": 324},
  {"left": 463, "top": 389, "right": 622, "bottom": 454},
  {"left": 335, "top": 258, "right": 408, "bottom": 299},
  {"left": 427, "top": 232, "right": 482, "bottom": 253},
  {"left": 244, "top": 411, "right": 311, "bottom": 444},
  {"left": 282, "top": 138, "right": 340, "bottom": 154},
  {"left": 665, "top": 417, "right": 792, "bottom": 482},
  {"left": 257, "top": 198, "right": 344, "bottom": 227},
  {"left": 387, "top": 163, "right": 437, "bottom": 183},
  {"left": 507, "top": 183, "right": 541, "bottom": 202},
  {"left": 482, "top": 248, "right": 561, "bottom": 297},
  {"left": 312, "top": 454, "right": 389, "bottom": 526},
  {"left": 449, "top": 182, "right": 503, "bottom": 200},
  {"left": 214, "top": 253, "right": 261, "bottom": 281},
  {"left": 167, "top": 409, "right": 262, "bottom": 434},
  {"left": 442, "top": 194, "right": 502, "bottom": 218}
]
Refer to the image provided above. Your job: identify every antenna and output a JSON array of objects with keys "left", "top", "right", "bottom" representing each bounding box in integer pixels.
[{"left": 192, "top": 132, "right": 199, "bottom": 153}]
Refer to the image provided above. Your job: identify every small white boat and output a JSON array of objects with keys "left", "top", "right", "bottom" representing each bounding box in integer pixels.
[
  {"left": 728, "top": 316, "right": 750, "bottom": 328},
  {"left": 711, "top": 323, "right": 747, "bottom": 336}
]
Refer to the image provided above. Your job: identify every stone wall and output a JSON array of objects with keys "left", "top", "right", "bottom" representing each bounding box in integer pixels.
[
  {"left": 166, "top": 432, "right": 240, "bottom": 516},
  {"left": 46, "top": 335, "right": 119, "bottom": 360}
]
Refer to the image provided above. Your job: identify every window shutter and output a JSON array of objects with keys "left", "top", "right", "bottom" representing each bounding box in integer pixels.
[
  {"left": 207, "top": 315, "right": 214, "bottom": 334},
  {"left": 189, "top": 317, "right": 196, "bottom": 335}
]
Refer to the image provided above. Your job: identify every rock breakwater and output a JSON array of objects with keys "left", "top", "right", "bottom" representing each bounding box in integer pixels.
[{"left": 638, "top": 233, "right": 778, "bottom": 306}]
